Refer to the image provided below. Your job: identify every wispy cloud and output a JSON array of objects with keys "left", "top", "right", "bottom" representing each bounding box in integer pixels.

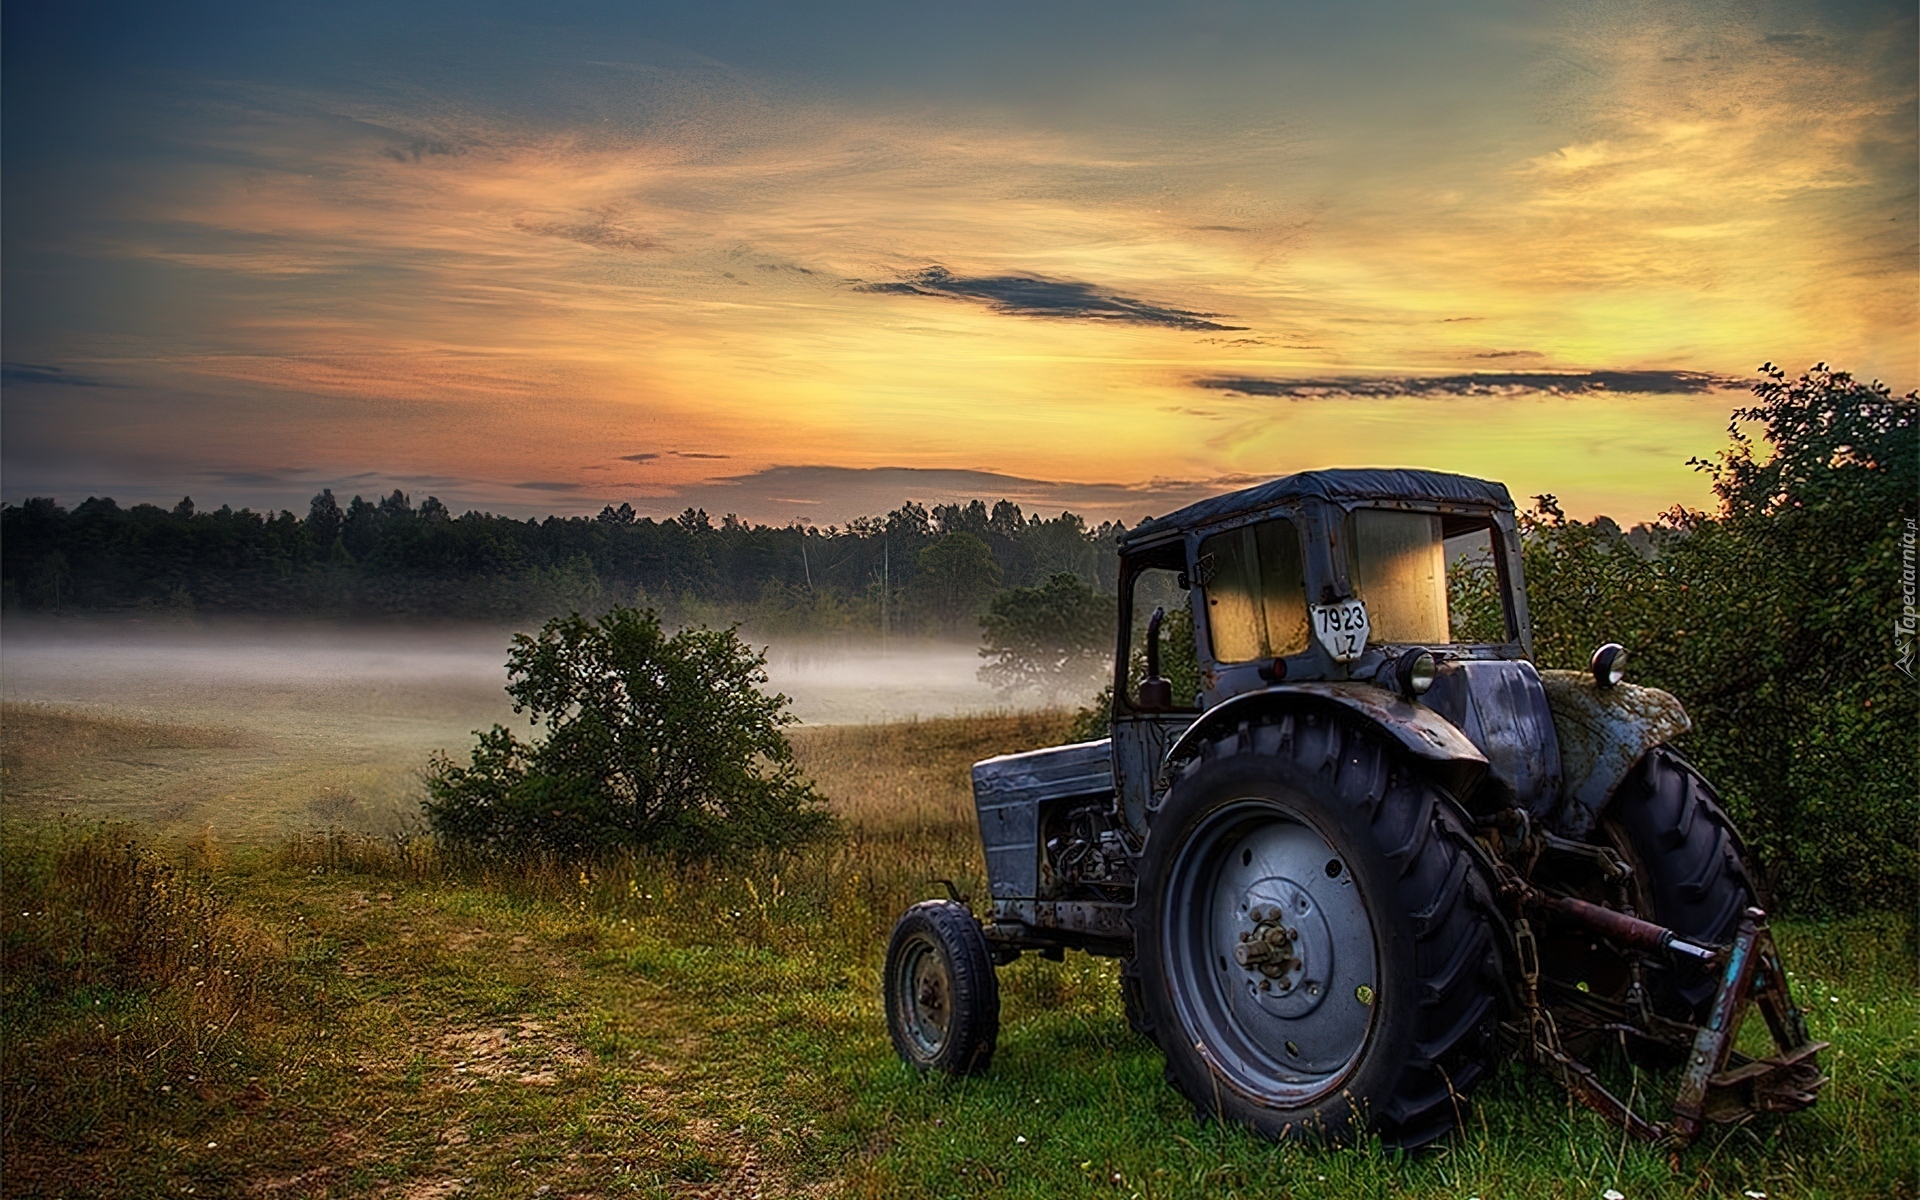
[
  {"left": 3, "top": 1, "right": 1908, "bottom": 528},
  {"left": 854, "top": 266, "right": 1246, "bottom": 331},
  {"left": 2, "top": 362, "right": 108, "bottom": 387},
  {"left": 1195, "top": 369, "right": 1741, "bottom": 399}
]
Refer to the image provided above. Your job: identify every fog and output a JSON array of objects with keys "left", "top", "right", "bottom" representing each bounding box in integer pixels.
[
  {"left": 1, "top": 617, "right": 1008, "bottom": 729},
  {"left": 0, "top": 616, "right": 1012, "bottom": 838}
]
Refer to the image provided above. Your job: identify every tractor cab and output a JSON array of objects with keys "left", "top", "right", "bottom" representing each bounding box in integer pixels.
[{"left": 1110, "top": 469, "right": 1549, "bottom": 837}]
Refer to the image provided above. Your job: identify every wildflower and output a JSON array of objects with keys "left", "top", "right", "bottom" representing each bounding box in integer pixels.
[
  {"left": 1015, "top": 1135, "right": 1028, "bottom": 1145},
  {"left": 207, "top": 1141, "right": 218, "bottom": 1149},
  {"left": 1603, "top": 1191, "right": 1626, "bottom": 1200}
]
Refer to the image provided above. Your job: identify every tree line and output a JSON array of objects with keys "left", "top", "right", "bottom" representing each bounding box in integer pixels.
[{"left": 0, "top": 490, "right": 1128, "bottom": 634}]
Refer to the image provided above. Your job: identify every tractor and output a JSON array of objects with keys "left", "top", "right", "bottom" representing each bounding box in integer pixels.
[{"left": 882, "top": 468, "right": 1825, "bottom": 1149}]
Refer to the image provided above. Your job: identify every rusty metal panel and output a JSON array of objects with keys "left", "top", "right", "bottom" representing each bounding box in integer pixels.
[
  {"left": 993, "top": 898, "right": 1133, "bottom": 941},
  {"left": 1539, "top": 670, "right": 1690, "bottom": 836},
  {"left": 972, "top": 739, "right": 1114, "bottom": 903},
  {"left": 1421, "top": 659, "right": 1562, "bottom": 817}
]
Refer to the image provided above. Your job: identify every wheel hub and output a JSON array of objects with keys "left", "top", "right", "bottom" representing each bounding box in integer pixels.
[
  {"left": 1234, "top": 877, "right": 1334, "bottom": 1018},
  {"left": 1163, "top": 802, "right": 1379, "bottom": 1100},
  {"left": 903, "top": 942, "right": 953, "bottom": 1055}
]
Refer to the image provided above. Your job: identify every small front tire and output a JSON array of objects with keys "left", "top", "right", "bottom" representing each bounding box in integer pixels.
[{"left": 884, "top": 899, "right": 1000, "bottom": 1075}]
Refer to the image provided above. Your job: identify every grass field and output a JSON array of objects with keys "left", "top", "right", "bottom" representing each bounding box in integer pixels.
[{"left": 3, "top": 704, "right": 1915, "bottom": 1199}]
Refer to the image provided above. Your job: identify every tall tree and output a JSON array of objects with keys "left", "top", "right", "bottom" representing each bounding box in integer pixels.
[
  {"left": 978, "top": 571, "right": 1117, "bottom": 702},
  {"left": 913, "top": 532, "right": 1002, "bottom": 635},
  {"left": 307, "top": 489, "right": 344, "bottom": 546}
]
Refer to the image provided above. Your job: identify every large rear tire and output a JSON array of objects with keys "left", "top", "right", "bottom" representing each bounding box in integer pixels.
[
  {"left": 1603, "top": 745, "right": 1760, "bottom": 1017},
  {"left": 1132, "top": 711, "right": 1503, "bottom": 1149}
]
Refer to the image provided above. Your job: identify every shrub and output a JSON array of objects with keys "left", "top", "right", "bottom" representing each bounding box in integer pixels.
[
  {"left": 423, "top": 607, "right": 831, "bottom": 857},
  {"left": 1519, "top": 364, "right": 1917, "bottom": 916}
]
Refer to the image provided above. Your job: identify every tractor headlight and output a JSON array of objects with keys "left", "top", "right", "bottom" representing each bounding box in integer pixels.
[
  {"left": 1394, "top": 648, "right": 1437, "bottom": 698},
  {"left": 1591, "top": 643, "right": 1627, "bottom": 688}
]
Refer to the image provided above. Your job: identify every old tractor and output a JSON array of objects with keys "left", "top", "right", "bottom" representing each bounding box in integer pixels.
[{"left": 883, "top": 468, "right": 1825, "bottom": 1149}]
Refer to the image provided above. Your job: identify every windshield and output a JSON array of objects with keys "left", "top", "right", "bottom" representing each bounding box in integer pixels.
[
  {"left": 1346, "top": 509, "right": 1448, "bottom": 643},
  {"left": 1345, "top": 509, "right": 1510, "bottom": 644},
  {"left": 1198, "top": 519, "right": 1308, "bottom": 663}
]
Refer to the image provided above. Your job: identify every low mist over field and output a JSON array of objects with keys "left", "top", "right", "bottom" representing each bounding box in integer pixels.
[{"left": 0, "top": 616, "right": 1010, "bottom": 839}]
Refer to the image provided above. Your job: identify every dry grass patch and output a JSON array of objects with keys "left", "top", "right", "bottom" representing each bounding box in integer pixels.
[
  {"left": 790, "top": 710, "right": 1073, "bottom": 833},
  {"left": 1, "top": 702, "right": 254, "bottom": 790}
]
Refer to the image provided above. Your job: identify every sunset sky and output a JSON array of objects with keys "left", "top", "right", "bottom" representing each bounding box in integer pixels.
[{"left": 4, "top": 0, "right": 1914, "bottom": 527}]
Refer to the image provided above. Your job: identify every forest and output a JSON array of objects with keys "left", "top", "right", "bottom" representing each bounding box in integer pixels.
[{"left": 0, "top": 490, "right": 1123, "bottom": 633}]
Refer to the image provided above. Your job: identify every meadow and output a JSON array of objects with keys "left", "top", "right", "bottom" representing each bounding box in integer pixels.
[{"left": 3, "top": 699, "right": 1915, "bottom": 1200}]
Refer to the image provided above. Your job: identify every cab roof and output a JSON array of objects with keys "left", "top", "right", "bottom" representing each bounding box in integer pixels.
[{"left": 1120, "top": 468, "right": 1513, "bottom": 552}]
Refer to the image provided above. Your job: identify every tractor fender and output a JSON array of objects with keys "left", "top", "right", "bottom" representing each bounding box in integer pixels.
[
  {"left": 1164, "top": 683, "right": 1488, "bottom": 800},
  {"left": 1537, "top": 669, "right": 1691, "bottom": 838}
]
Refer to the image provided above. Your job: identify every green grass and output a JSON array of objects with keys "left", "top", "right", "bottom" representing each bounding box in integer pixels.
[{"left": 3, "top": 711, "right": 1916, "bottom": 1198}]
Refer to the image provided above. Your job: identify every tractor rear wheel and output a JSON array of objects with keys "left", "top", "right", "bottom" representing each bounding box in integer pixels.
[
  {"left": 1132, "top": 711, "right": 1503, "bottom": 1149},
  {"left": 1602, "top": 745, "right": 1760, "bottom": 1018}
]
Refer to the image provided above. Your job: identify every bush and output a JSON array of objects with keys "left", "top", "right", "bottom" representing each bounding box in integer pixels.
[
  {"left": 1518, "top": 364, "right": 1917, "bottom": 917},
  {"left": 423, "top": 607, "right": 831, "bottom": 857}
]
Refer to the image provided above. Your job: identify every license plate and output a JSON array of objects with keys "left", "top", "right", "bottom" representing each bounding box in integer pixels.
[{"left": 1311, "top": 599, "right": 1370, "bottom": 662}]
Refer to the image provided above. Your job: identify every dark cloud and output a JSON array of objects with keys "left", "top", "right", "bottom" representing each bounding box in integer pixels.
[
  {"left": 3, "top": 362, "right": 106, "bottom": 387},
  {"left": 854, "top": 266, "right": 1246, "bottom": 331},
  {"left": 1194, "top": 369, "right": 1741, "bottom": 399},
  {"left": 619, "top": 452, "right": 661, "bottom": 462},
  {"left": 676, "top": 452, "right": 731, "bottom": 459},
  {"left": 209, "top": 470, "right": 309, "bottom": 487},
  {"left": 514, "top": 481, "right": 584, "bottom": 491},
  {"left": 1472, "top": 350, "right": 1544, "bottom": 360}
]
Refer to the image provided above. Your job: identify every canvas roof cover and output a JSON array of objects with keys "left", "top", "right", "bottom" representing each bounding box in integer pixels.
[{"left": 1121, "top": 468, "right": 1514, "bottom": 550}]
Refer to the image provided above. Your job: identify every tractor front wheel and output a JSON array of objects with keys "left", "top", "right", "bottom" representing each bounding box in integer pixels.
[{"left": 884, "top": 899, "right": 1000, "bottom": 1075}]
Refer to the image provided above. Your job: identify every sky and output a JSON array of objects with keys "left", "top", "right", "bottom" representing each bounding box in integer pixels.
[{"left": 4, "top": 0, "right": 1914, "bottom": 527}]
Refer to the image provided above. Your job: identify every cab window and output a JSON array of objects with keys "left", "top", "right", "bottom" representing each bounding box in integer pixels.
[
  {"left": 1346, "top": 510, "right": 1447, "bottom": 644},
  {"left": 1345, "top": 509, "right": 1511, "bottom": 644},
  {"left": 1197, "top": 519, "right": 1308, "bottom": 663}
]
